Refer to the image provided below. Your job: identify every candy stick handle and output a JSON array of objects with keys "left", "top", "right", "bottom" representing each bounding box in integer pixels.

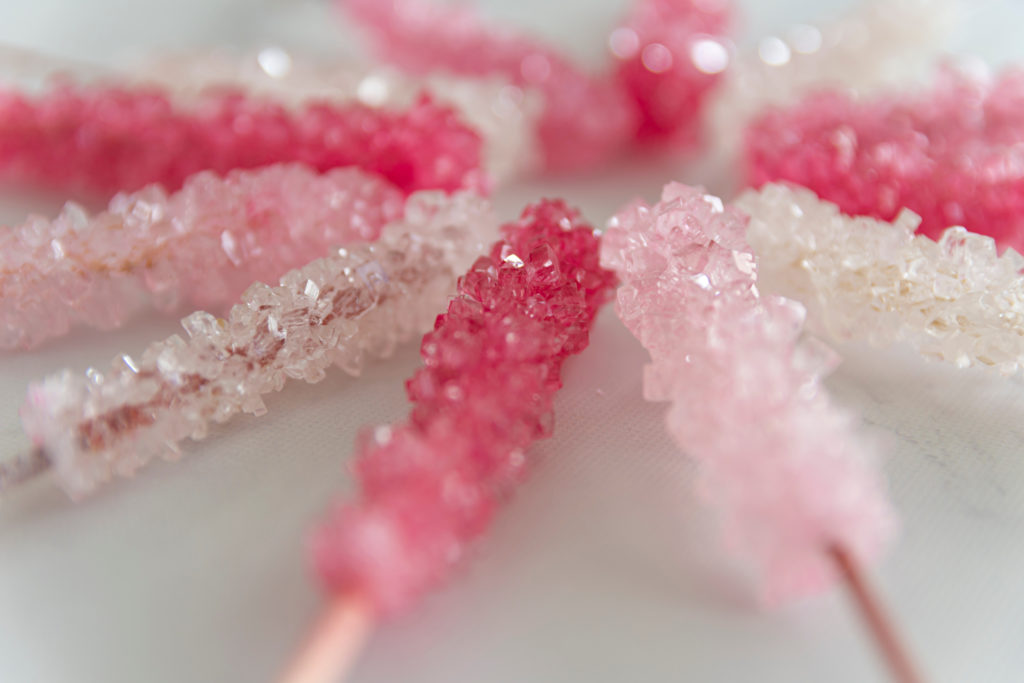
[
  {"left": 280, "top": 594, "right": 374, "bottom": 683},
  {"left": 0, "top": 448, "right": 50, "bottom": 493},
  {"left": 830, "top": 544, "right": 926, "bottom": 683}
]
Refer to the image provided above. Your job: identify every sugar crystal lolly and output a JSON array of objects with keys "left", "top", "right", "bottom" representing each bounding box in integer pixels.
[
  {"left": 339, "top": 0, "right": 734, "bottom": 169},
  {"left": 311, "top": 199, "right": 616, "bottom": 615},
  {"left": 132, "top": 49, "right": 543, "bottom": 185},
  {"left": 746, "top": 66, "right": 1024, "bottom": 252},
  {"left": 709, "top": 0, "right": 957, "bottom": 161},
  {"left": 601, "top": 182, "right": 924, "bottom": 682},
  {"left": 739, "top": 183, "right": 1024, "bottom": 376},
  {"left": 339, "top": 0, "right": 637, "bottom": 170},
  {"left": 601, "top": 182, "right": 896, "bottom": 603},
  {"left": 0, "top": 164, "right": 404, "bottom": 350},
  {"left": 0, "top": 82, "right": 486, "bottom": 198},
  {"left": 17, "top": 191, "right": 496, "bottom": 499},
  {"left": 610, "top": 0, "right": 731, "bottom": 146}
]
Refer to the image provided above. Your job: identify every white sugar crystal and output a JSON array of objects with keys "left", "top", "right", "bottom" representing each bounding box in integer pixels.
[{"left": 739, "top": 183, "right": 1024, "bottom": 376}]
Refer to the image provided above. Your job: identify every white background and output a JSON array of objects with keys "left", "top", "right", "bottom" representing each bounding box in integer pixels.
[{"left": 2, "top": 1, "right": 1024, "bottom": 681}]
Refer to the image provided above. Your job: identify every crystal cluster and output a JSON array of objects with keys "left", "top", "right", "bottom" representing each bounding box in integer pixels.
[
  {"left": 740, "top": 183, "right": 1024, "bottom": 376},
  {"left": 0, "top": 82, "right": 485, "bottom": 197},
  {"left": 601, "top": 183, "right": 895, "bottom": 603},
  {"left": 746, "top": 66, "right": 1024, "bottom": 251},
  {"left": 313, "top": 199, "right": 616, "bottom": 614},
  {"left": 610, "top": 0, "right": 731, "bottom": 145},
  {"left": 1, "top": 164, "right": 405, "bottom": 350},
  {"left": 709, "top": 0, "right": 956, "bottom": 159},
  {"left": 339, "top": 0, "right": 731, "bottom": 169},
  {"left": 20, "top": 191, "right": 496, "bottom": 499},
  {"left": 130, "top": 49, "right": 543, "bottom": 185}
]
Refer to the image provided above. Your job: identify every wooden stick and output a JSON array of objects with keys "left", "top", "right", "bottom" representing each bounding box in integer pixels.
[
  {"left": 0, "top": 448, "right": 50, "bottom": 493},
  {"left": 280, "top": 594, "right": 374, "bottom": 683},
  {"left": 829, "top": 544, "right": 925, "bottom": 683}
]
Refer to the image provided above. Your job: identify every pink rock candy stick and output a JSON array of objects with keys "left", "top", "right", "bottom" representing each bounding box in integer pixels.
[
  {"left": 339, "top": 0, "right": 731, "bottom": 169},
  {"left": 312, "top": 199, "right": 616, "bottom": 615},
  {"left": 0, "top": 164, "right": 404, "bottom": 350},
  {"left": 610, "top": 0, "right": 731, "bottom": 145},
  {"left": 746, "top": 66, "right": 1024, "bottom": 252},
  {"left": 19, "top": 190, "right": 495, "bottom": 498},
  {"left": 601, "top": 183, "right": 895, "bottom": 603},
  {"left": 0, "top": 83, "right": 485, "bottom": 197}
]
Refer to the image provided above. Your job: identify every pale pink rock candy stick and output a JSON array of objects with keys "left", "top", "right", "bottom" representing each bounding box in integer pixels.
[
  {"left": 601, "top": 182, "right": 896, "bottom": 604},
  {"left": 0, "top": 164, "right": 403, "bottom": 350},
  {"left": 18, "top": 190, "right": 495, "bottom": 498}
]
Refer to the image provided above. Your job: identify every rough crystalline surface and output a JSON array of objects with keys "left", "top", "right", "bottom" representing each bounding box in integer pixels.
[
  {"left": 0, "top": 164, "right": 405, "bottom": 350},
  {"left": 0, "top": 83, "right": 486, "bottom": 197},
  {"left": 133, "top": 49, "right": 543, "bottom": 185},
  {"left": 339, "top": 0, "right": 731, "bottom": 168},
  {"left": 746, "top": 66, "right": 1024, "bottom": 251},
  {"left": 20, "top": 191, "right": 496, "bottom": 499},
  {"left": 313, "top": 199, "right": 616, "bottom": 614},
  {"left": 709, "top": 0, "right": 955, "bottom": 160},
  {"left": 602, "top": 182, "right": 895, "bottom": 603},
  {"left": 740, "top": 183, "right": 1024, "bottom": 376}
]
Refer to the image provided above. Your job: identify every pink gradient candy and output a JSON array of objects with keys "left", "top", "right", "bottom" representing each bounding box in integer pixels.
[
  {"left": 0, "top": 163, "right": 405, "bottom": 350},
  {"left": 313, "top": 199, "right": 616, "bottom": 614},
  {"left": 746, "top": 67, "right": 1024, "bottom": 251},
  {"left": 339, "top": 0, "right": 730, "bottom": 169},
  {"left": 0, "top": 83, "right": 486, "bottom": 197},
  {"left": 601, "top": 183, "right": 895, "bottom": 603}
]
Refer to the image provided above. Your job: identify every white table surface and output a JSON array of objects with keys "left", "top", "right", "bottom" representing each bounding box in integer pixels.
[{"left": 2, "top": 1, "right": 1024, "bottom": 681}]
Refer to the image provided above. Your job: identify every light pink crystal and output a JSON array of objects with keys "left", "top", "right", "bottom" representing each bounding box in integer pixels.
[
  {"left": 601, "top": 183, "right": 896, "bottom": 603},
  {"left": 20, "top": 191, "right": 496, "bottom": 498},
  {"left": 0, "top": 164, "right": 405, "bottom": 350},
  {"left": 746, "top": 66, "right": 1024, "bottom": 252},
  {"left": 313, "top": 200, "right": 616, "bottom": 614}
]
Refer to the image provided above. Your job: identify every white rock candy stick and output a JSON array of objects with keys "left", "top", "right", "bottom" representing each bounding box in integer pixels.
[
  {"left": 602, "top": 183, "right": 920, "bottom": 683},
  {"left": 16, "top": 191, "right": 495, "bottom": 498},
  {"left": 740, "top": 182, "right": 1024, "bottom": 377},
  {"left": 0, "top": 164, "right": 404, "bottom": 350}
]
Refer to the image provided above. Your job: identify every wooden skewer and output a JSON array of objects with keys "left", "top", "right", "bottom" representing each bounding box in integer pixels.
[
  {"left": 279, "top": 594, "right": 374, "bottom": 683},
  {"left": 0, "top": 448, "right": 50, "bottom": 493},
  {"left": 829, "top": 544, "right": 926, "bottom": 683}
]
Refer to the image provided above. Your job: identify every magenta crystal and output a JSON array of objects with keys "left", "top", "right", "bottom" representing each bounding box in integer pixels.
[
  {"left": 312, "top": 199, "right": 616, "bottom": 614},
  {"left": 746, "top": 67, "right": 1024, "bottom": 251},
  {"left": 339, "top": 0, "right": 731, "bottom": 169},
  {"left": 0, "top": 83, "right": 486, "bottom": 197},
  {"left": 611, "top": 0, "right": 731, "bottom": 145}
]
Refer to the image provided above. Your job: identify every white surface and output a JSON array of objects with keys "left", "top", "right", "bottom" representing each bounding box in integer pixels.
[{"left": 2, "top": 1, "right": 1024, "bottom": 682}]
